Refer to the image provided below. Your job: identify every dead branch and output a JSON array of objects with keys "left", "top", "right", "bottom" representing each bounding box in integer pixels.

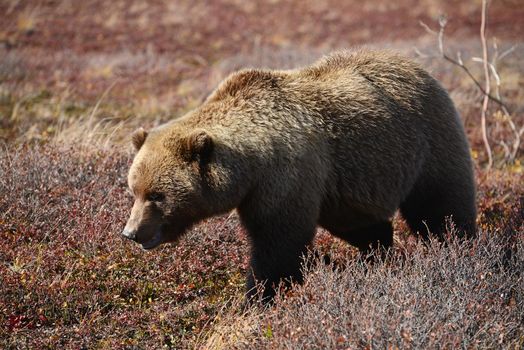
[
  {"left": 480, "top": 0, "right": 493, "bottom": 169},
  {"left": 487, "top": 41, "right": 522, "bottom": 161},
  {"left": 420, "top": 18, "right": 509, "bottom": 112},
  {"left": 419, "top": 1, "right": 523, "bottom": 167}
]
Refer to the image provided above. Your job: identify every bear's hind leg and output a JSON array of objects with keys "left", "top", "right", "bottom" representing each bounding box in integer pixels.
[{"left": 400, "top": 182, "right": 476, "bottom": 239}]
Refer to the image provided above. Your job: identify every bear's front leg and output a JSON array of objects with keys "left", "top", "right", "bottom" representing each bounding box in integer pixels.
[{"left": 244, "top": 219, "right": 317, "bottom": 303}]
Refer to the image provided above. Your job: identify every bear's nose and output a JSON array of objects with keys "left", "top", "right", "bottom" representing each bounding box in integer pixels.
[{"left": 121, "top": 229, "right": 137, "bottom": 241}]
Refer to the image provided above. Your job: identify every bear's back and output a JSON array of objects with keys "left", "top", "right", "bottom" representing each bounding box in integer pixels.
[{"left": 294, "top": 50, "right": 433, "bottom": 117}]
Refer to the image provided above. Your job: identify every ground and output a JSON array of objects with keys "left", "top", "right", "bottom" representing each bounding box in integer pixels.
[{"left": 1, "top": 1, "right": 523, "bottom": 349}]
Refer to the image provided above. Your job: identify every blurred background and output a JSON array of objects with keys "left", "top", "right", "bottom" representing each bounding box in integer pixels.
[{"left": 1, "top": 0, "right": 523, "bottom": 148}]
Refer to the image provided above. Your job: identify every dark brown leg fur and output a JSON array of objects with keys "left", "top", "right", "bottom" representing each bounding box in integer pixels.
[
  {"left": 332, "top": 221, "right": 394, "bottom": 256},
  {"left": 400, "top": 182, "right": 476, "bottom": 239}
]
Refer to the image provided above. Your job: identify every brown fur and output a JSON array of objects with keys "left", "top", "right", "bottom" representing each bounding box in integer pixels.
[{"left": 122, "top": 49, "right": 476, "bottom": 301}]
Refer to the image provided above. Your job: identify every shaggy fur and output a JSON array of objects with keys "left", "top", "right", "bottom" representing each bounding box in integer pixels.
[{"left": 122, "top": 49, "right": 476, "bottom": 301}]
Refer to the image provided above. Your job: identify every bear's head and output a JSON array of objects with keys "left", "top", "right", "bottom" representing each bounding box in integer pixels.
[{"left": 121, "top": 124, "right": 235, "bottom": 250}]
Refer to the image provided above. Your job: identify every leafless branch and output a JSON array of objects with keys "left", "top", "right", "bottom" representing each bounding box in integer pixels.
[
  {"left": 498, "top": 45, "right": 516, "bottom": 61},
  {"left": 488, "top": 40, "right": 522, "bottom": 161},
  {"left": 419, "top": 1, "right": 523, "bottom": 166},
  {"left": 419, "top": 19, "right": 509, "bottom": 112},
  {"left": 498, "top": 140, "right": 511, "bottom": 160},
  {"left": 480, "top": 0, "right": 493, "bottom": 169}
]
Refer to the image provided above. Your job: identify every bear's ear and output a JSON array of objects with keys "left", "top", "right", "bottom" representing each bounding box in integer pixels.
[
  {"left": 131, "top": 127, "right": 148, "bottom": 151},
  {"left": 182, "top": 129, "right": 214, "bottom": 162}
]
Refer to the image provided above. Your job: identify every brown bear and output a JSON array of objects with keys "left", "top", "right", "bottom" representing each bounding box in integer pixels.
[{"left": 122, "top": 49, "right": 476, "bottom": 301}]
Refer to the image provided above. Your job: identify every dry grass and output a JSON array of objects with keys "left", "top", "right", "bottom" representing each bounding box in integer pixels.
[
  {"left": 202, "top": 231, "right": 524, "bottom": 349},
  {"left": 0, "top": 144, "right": 249, "bottom": 348}
]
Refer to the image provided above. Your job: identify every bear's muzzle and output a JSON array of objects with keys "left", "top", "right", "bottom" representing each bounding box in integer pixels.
[{"left": 121, "top": 228, "right": 137, "bottom": 241}]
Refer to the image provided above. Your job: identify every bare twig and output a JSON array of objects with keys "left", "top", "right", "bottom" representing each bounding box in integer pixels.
[
  {"left": 480, "top": 0, "right": 493, "bottom": 169},
  {"left": 498, "top": 45, "right": 516, "bottom": 61},
  {"left": 488, "top": 40, "right": 522, "bottom": 161},
  {"left": 419, "top": 1, "right": 523, "bottom": 167},
  {"left": 498, "top": 140, "right": 511, "bottom": 160},
  {"left": 430, "top": 17, "right": 510, "bottom": 112}
]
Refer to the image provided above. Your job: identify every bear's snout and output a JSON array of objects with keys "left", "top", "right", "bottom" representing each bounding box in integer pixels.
[{"left": 121, "top": 228, "right": 137, "bottom": 241}]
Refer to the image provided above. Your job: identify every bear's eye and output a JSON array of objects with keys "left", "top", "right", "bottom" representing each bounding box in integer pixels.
[{"left": 146, "top": 192, "right": 165, "bottom": 202}]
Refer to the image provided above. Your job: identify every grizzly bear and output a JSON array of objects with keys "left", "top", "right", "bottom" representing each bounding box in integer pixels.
[{"left": 122, "top": 49, "right": 476, "bottom": 301}]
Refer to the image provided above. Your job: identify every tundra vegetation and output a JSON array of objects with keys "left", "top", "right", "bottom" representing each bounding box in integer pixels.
[{"left": 1, "top": 1, "right": 523, "bottom": 349}]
